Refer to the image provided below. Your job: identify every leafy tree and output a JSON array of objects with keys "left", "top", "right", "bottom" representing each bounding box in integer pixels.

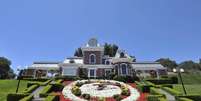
[
  {"left": 156, "top": 58, "right": 178, "bottom": 72},
  {"left": 178, "top": 60, "right": 201, "bottom": 71},
  {"left": 74, "top": 47, "right": 83, "bottom": 57},
  {"left": 74, "top": 43, "right": 119, "bottom": 57},
  {"left": 104, "top": 43, "right": 118, "bottom": 57},
  {"left": 0, "top": 57, "right": 15, "bottom": 79}
]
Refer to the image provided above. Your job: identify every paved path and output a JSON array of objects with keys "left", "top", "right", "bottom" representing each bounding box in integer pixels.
[
  {"left": 31, "top": 86, "right": 45, "bottom": 101},
  {"left": 158, "top": 89, "right": 176, "bottom": 101}
]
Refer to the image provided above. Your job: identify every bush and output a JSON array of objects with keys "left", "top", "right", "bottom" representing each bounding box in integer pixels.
[
  {"left": 146, "top": 77, "right": 178, "bottom": 84},
  {"left": 7, "top": 93, "right": 29, "bottom": 101},
  {"left": 147, "top": 95, "right": 167, "bottom": 101},
  {"left": 44, "top": 95, "right": 59, "bottom": 101},
  {"left": 136, "top": 83, "right": 152, "bottom": 93},
  {"left": 23, "top": 85, "right": 39, "bottom": 93},
  {"left": 98, "top": 97, "right": 106, "bottom": 101},
  {"left": 51, "top": 83, "right": 64, "bottom": 92},
  {"left": 71, "top": 86, "right": 81, "bottom": 96},
  {"left": 113, "top": 75, "right": 139, "bottom": 83},
  {"left": 176, "top": 97, "right": 193, "bottom": 101},
  {"left": 22, "top": 78, "right": 49, "bottom": 82},
  {"left": 82, "top": 94, "right": 90, "bottom": 100},
  {"left": 113, "top": 94, "right": 122, "bottom": 101},
  {"left": 19, "top": 95, "right": 33, "bottom": 101},
  {"left": 121, "top": 87, "right": 130, "bottom": 96},
  {"left": 150, "top": 87, "right": 166, "bottom": 98},
  {"left": 39, "top": 85, "right": 53, "bottom": 97},
  {"left": 176, "top": 95, "right": 201, "bottom": 101},
  {"left": 27, "top": 79, "right": 52, "bottom": 87},
  {"left": 162, "top": 87, "right": 182, "bottom": 96},
  {"left": 75, "top": 82, "right": 84, "bottom": 87}
]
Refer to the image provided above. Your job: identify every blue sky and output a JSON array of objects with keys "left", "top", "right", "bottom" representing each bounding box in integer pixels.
[{"left": 0, "top": 0, "right": 201, "bottom": 72}]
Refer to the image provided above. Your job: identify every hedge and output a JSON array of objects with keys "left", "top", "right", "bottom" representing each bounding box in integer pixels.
[
  {"left": 162, "top": 87, "right": 182, "bottom": 96},
  {"left": 22, "top": 78, "right": 49, "bottom": 82},
  {"left": 23, "top": 85, "right": 39, "bottom": 93},
  {"left": 50, "top": 83, "right": 64, "bottom": 92},
  {"left": 39, "top": 85, "right": 53, "bottom": 97},
  {"left": 113, "top": 75, "right": 139, "bottom": 83},
  {"left": 147, "top": 95, "right": 167, "bottom": 101},
  {"left": 176, "top": 97, "right": 193, "bottom": 101},
  {"left": 150, "top": 87, "right": 166, "bottom": 98},
  {"left": 136, "top": 81, "right": 153, "bottom": 93},
  {"left": 19, "top": 95, "right": 33, "bottom": 101},
  {"left": 7, "top": 93, "right": 29, "bottom": 101},
  {"left": 146, "top": 76, "right": 178, "bottom": 84},
  {"left": 176, "top": 95, "right": 201, "bottom": 101},
  {"left": 44, "top": 95, "right": 59, "bottom": 101},
  {"left": 27, "top": 79, "right": 52, "bottom": 87}
]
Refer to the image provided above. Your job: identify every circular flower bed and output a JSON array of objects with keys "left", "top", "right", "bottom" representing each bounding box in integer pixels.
[{"left": 62, "top": 80, "right": 140, "bottom": 101}]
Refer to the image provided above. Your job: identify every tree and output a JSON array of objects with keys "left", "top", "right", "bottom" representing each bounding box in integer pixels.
[
  {"left": 74, "top": 43, "right": 119, "bottom": 57},
  {"left": 0, "top": 57, "right": 15, "bottom": 79},
  {"left": 104, "top": 43, "right": 118, "bottom": 57},
  {"left": 74, "top": 47, "right": 83, "bottom": 57},
  {"left": 156, "top": 58, "right": 178, "bottom": 72},
  {"left": 178, "top": 60, "right": 201, "bottom": 71}
]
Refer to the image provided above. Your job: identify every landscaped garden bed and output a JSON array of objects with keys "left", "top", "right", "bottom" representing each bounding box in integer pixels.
[{"left": 62, "top": 79, "right": 140, "bottom": 101}]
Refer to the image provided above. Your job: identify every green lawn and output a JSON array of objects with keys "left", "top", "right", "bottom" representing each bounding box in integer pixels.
[
  {"left": 174, "top": 84, "right": 201, "bottom": 95},
  {"left": 180, "top": 72, "right": 201, "bottom": 84},
  {"left": 0, "top": 80, "right": 28, "bottom": 101}
]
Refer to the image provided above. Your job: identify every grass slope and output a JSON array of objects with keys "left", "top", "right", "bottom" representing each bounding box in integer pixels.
[
  {"left": 174, "top": 84, "right": 201, "bottom": 95},
  {"left": 180, "top": 72, "right": 201, "bottom": 84},
  {"left": 0, "top": 80, "right": 28, "bottom": 101}
]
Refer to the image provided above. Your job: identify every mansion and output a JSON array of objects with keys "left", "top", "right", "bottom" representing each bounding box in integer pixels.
[{"left": 22, "top": 38, "right": 167, "bottom": 79}]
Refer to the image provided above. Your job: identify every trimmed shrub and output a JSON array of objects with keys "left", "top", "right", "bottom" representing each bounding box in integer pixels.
[
  {"left": 7, "top": 93, "right": 29, "bottom": 101},
  {"left": 55, "top": 79, "right": 63, "bottom": 84},
  {"left": 19, "top": 95, "right": 33, "bottom": 101},
  {"left": 162, "top": 87, "right": 182, "bottom": 96},
  {"left": 44, "top": 95, "right": 59, "bottom": 101},
  {"left": 51, "top": 83, "right": 64, "bottom": 92},
  {"left": 176, "top": 95, "right": 201, "bottom": 101},
  {"left": 22, "top": 78, "right": 49, "bottom": 82},
  {"left": 147, "top": 95, "right": 167, "bottom": 101},
  {"left": 71, "top": 86, "right": 81, "bottom": 96},
  {"left": 27, "top": 79, "right": 52, "bottom": 87},
  {"left": 146, "top": 76, "right": 178, "bottom": 84},
  {"left": 176, "top": 97, "right": 193, "bottom": 101},
  {"left": 150, "top": 87, "right": 166, "bottom": 98},
  {"left": 113, "top": 94, "right": 122, "bottom": 101},
  {"left": 113, "top": 75, "right": 139, "bottom": 83},
  {"left": 136, "top": 83, "right": 152, "bottom": 93},
  {"left": 39, "top": 85, "right": 53, "bottom": 97},
  {"left": 23, "top": 85, "right": 39, "bottom": 93},
  {"left": 98, "top": 97, "right": 106, "bottom": 101},
  {"left": 75, "top": 82, "right": 84, "bottom": 87},
  {"left": 82, "top": 94, "right": 90, "bottom": 100}
]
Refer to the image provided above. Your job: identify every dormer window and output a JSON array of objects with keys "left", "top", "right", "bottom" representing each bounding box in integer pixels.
[
  {"left": 120, "top": 52, "right": 125, "bottom": 58},
  {"left": 89, "top": 54, "right": 96, "bottom": 64}
]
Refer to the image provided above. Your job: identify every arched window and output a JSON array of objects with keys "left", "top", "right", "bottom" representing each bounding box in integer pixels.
[{"left": 89, "top": 54, "right": 96, "bottom": 64}]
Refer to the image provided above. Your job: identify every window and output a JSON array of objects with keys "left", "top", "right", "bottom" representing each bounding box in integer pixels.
[
  {"left": 105, "top": 60, "right": 110, "bottom": 65},
  {"left": 89, "top": 54, "right": 96, "bottom": 64},
  {"left": 90, "top": 69, "right": 95, "bottom": 77},
  {"left": 121, "top": 64, "right": 127, "bottom": 75},
  {"left": 120, "top": 52, "right": 125, "bottom": 58}
]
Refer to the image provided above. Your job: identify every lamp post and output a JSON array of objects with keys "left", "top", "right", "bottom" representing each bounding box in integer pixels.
[
  {"left": 173, "top": 67, "right": 187, "bottom": 95},
  {"left": 16, "top": 66, "right": 22, "bottom": 93}
]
